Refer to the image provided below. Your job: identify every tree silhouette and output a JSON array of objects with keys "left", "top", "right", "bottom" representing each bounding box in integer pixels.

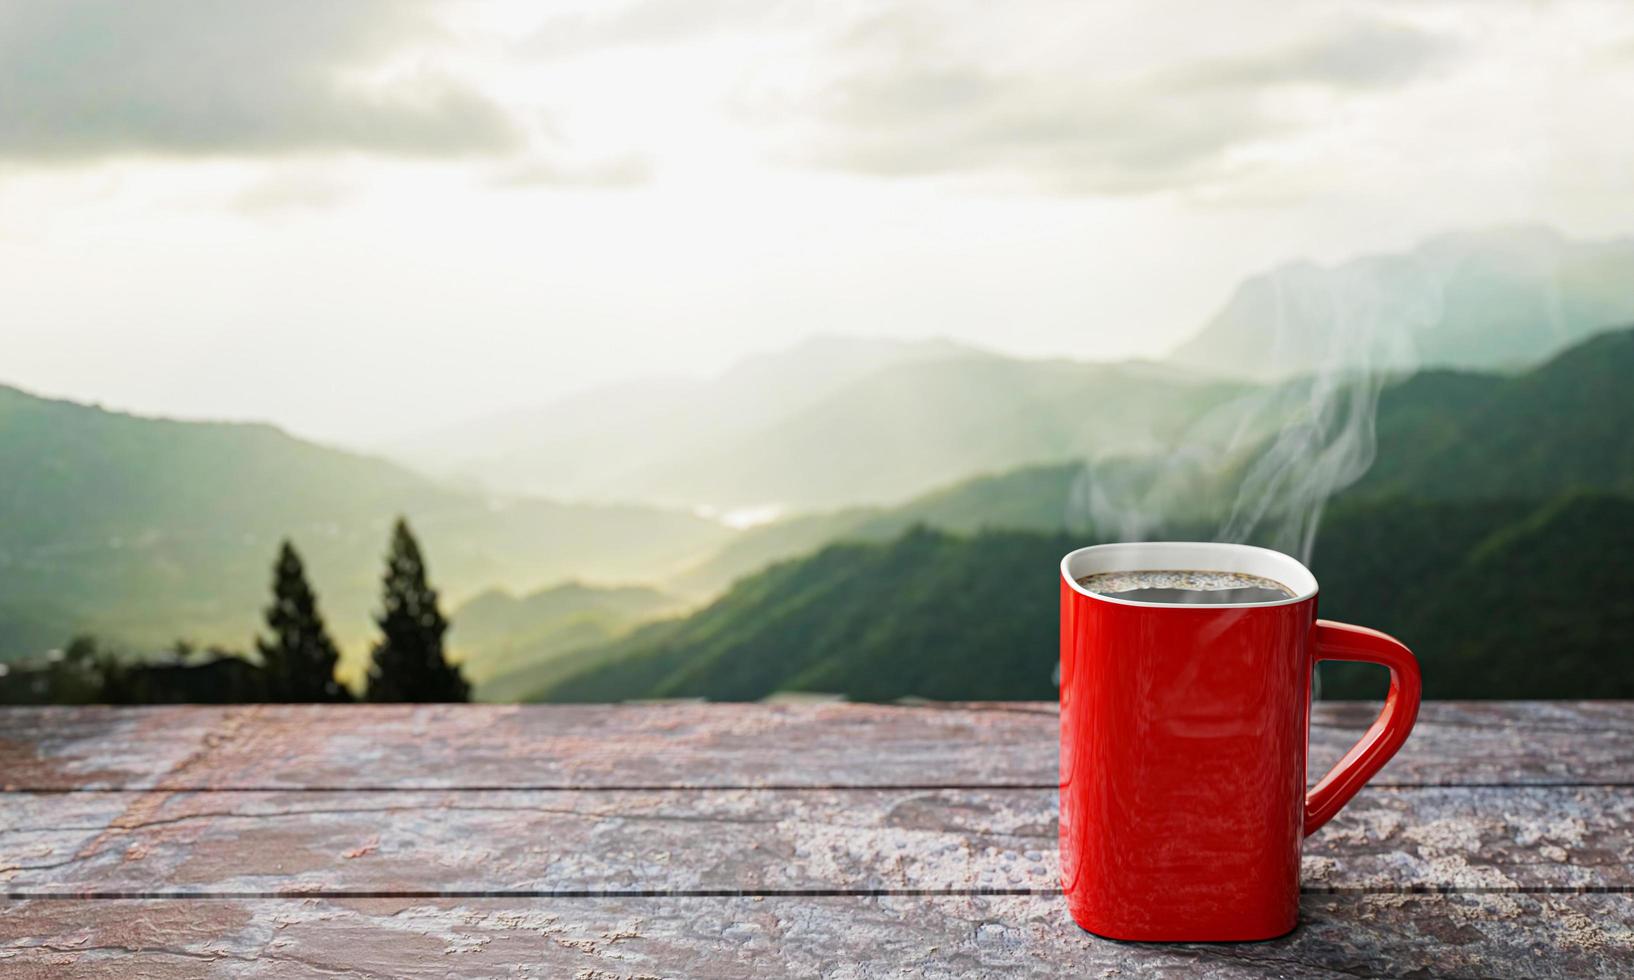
[
  {"left": 365, "top": 518, "right": 468, "bottom": 702},
  {"left": 257, "top": 541, "right": 350, "bottom": 702}
]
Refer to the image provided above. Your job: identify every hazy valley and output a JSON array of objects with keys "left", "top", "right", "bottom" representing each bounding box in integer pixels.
[{"left": 5, "top": 226, "right": 1632, "bottom": 703}]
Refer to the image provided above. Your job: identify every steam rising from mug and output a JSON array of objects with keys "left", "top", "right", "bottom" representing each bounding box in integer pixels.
[{"left": 1070, "top": 260, "right": 1444, "bottom": 563}]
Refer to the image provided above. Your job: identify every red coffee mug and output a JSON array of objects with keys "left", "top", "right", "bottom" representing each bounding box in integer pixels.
[{"left": 1059, "top": 542, "right": 1420, "bottom": 942}]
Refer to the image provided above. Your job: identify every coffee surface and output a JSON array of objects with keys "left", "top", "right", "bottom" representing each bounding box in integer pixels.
[{"left": 1076, "top": 569, "right": 1295, "bottom": 605}]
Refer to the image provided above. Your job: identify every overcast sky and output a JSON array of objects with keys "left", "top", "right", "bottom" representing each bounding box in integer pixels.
[{"left": 3, "top": 0, "right": 1632, "bottom": 445}]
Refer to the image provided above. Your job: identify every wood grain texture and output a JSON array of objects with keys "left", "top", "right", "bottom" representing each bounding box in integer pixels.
[
  {"left": 3, "top": 786, "right": 1628, "bottom": 895},
  {"left": 4, "top": 701, "right": 1632, "bottom": 790},
  {"left": 1311, "top": 700, "right": 1634, "bottom": 786},
  {"left": 0, "top": 702, "right": 1053, "bottom": 791},
  {"left": 4, "top": 702, "right": 1631, "bottom": 976},
  {"left": 3, "top": 894, "right": 1632, "bottom": 979}
]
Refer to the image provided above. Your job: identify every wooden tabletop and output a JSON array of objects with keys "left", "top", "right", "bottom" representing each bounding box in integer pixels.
[{"left": 1, "top": 701, "right": 1630, "bottom": 978}]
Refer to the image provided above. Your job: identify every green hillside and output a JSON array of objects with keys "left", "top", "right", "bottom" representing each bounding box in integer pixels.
[
  {"left": 532, "top": 494, "right": 1634, "bottom": 703},
  {"left": 673, "top": 326, "right": 1634, "bottom": 598},
  {"left": 0, "top": 385, "right": 729, "bottom": 666},
  {"left": 8, "top": 321, "right": 1633, "bottom": 700},
  {"left": 1360, "top": 328, "right": 1634, "bottom": 499},
  {"left": 669, "top": 506, "right": 882, "bottom": 596},
  {"left": 449, "top": 581, "right": 688, "bottom": 700},
  {"left": 542, "top": 326, "right": 1634, "bottom": 703},
  {"left": 668, "top": 462, "right": 1084, "bottom": 595},
  {"left": 1396, "top": 494, "right": 1634, "bottom": 698},
  {"left": 541, "top": 527, "right": 1072, "bottom": 703}
]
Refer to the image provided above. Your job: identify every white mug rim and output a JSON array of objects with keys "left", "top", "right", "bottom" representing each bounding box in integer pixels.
[{"left": 1060, "top": 541, "right": 1319, "bottom": 609}]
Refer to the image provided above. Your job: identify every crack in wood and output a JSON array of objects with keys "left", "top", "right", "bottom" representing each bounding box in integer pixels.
[
  {"left": 10, "top": 884, "right": 1634, "bottom": 900},
  {"left": 4, "top": 888, "right": 1051, "bottom": 900},
  {"left": 2, "top": 783, "right": 1066, "bottom": 793},
  {"left": 9, "top": 942, "right": 246, "bottom": 962},
  {"left": 0, "top": 800, "right": 1056, "bottom": 839},
  {"left": 8, "top": 780, "right": 1634, "bottom": 794}
]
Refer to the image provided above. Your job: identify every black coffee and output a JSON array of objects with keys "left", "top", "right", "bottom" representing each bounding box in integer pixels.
[{"left": 1077, "top": 569, "right": 1295, "bottom": 605}]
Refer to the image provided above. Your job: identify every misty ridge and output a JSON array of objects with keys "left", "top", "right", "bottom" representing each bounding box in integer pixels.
[
  {"left": 399, "top": 225, "right": 1634, "bottom": 518},
  {"left": 2, "top": 224, "right": 1633, "bottom": 704}
]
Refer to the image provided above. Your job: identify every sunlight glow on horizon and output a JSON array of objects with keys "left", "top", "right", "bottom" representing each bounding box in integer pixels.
[{"left": 2, "top": 0, "right": 1632, "bottom": 444}]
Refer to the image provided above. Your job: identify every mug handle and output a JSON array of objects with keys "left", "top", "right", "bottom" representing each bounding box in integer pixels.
[{"left": 1304, "top": 620, "right": 1422, "bottom": 836}]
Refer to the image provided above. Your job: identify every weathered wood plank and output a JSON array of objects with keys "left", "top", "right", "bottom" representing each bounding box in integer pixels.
[
  {"left": 1303, "top": 785, "right": 1634, "bottom": 893},
  {"left": 1311, "top": 700, "right": 1634, "bottom": 786},
  {"left": 3, "top": 786, "right": 1628, "bottom": 895},
  {"left": 0, "top": 703, "right": 1052, "bottom": 791},
  {"left": 3, "top": 894, "right": 1631, "bottom": 979},
  {"left": 0, "top": 788, "right": 1051, "bottom": 896},
  {"left": 3, "top": 702, "right": 1631, "bottom": 790}
]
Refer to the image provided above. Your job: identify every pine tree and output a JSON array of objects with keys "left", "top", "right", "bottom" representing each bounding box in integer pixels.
[
  {"left": 257, "top": 541, "right": 350, "bottom": 702},
  {"left": 365, "top": 518, "right": 469, "bottom": 702}
]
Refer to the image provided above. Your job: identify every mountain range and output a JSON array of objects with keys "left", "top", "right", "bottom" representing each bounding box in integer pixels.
[
  {"left": 4, "top": 224, "right": 1631, "bottom": 703},
  {"left": 0, "top": 340, "right": 1261, "bottom": 664},
  {"left": 391, "top": 336, "right": 982, "bottom": 503},
  {"left": 397, "top": 335, "right": 1252, "bottom": 512},
  {"left": 526, "top": 325, "right": 1634, "bottom": 702},
  {"left": 391, "top": 226, "right": 1634, "bottom": 516},
  {"left": 663, "top": 324, "right": 1634, "bottom": 597},
  {"left": 534, "top": 491, "right": 1634, "bottom": 703}
]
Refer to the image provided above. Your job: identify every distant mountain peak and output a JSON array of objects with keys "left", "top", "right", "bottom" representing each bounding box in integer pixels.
[{"left": 1169, "top": 225, "right": 1634, "bottom": 380}]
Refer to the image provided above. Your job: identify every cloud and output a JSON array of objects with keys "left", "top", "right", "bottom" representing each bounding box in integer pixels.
[
  {"left": 522, "top": 0, "right": 782, "bottom": 58},
  {"left": 0, "top": 0, "right": 518, "bottom": 163},
  {"left": 1166, "top": 20, "right": 1458, "bottom": 92},
  {"left": 777, "top": 15, "right": 1459, "bottom": 196},
  {"left": 487, "top": 153, "right": 656, "bottom": 189},
  {"left": 799, "top": 64, "right": 1284, "bottom": 194}
]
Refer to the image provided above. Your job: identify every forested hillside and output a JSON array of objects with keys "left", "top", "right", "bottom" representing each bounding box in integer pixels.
[
  {"left": 7, "top": 323, "right": 1633, "bottom": 701},
  {"left": 449, "top": 582, "right": 689, "bottom": 700},
  {"left": 672, "top": 326, "right": 1634, "bottom": 597},
  {"left": 536, "top": 327, "right": 1634, "bottom": 702},
  {"left": 1359, "top": 328, "right": 1634, "bottom": 499},
  {"left": 0, "top": 385, "right": 727, "bottom": 663},
  {"left": 533, "top": 494, "right": 1634, "bottom": 703}
]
